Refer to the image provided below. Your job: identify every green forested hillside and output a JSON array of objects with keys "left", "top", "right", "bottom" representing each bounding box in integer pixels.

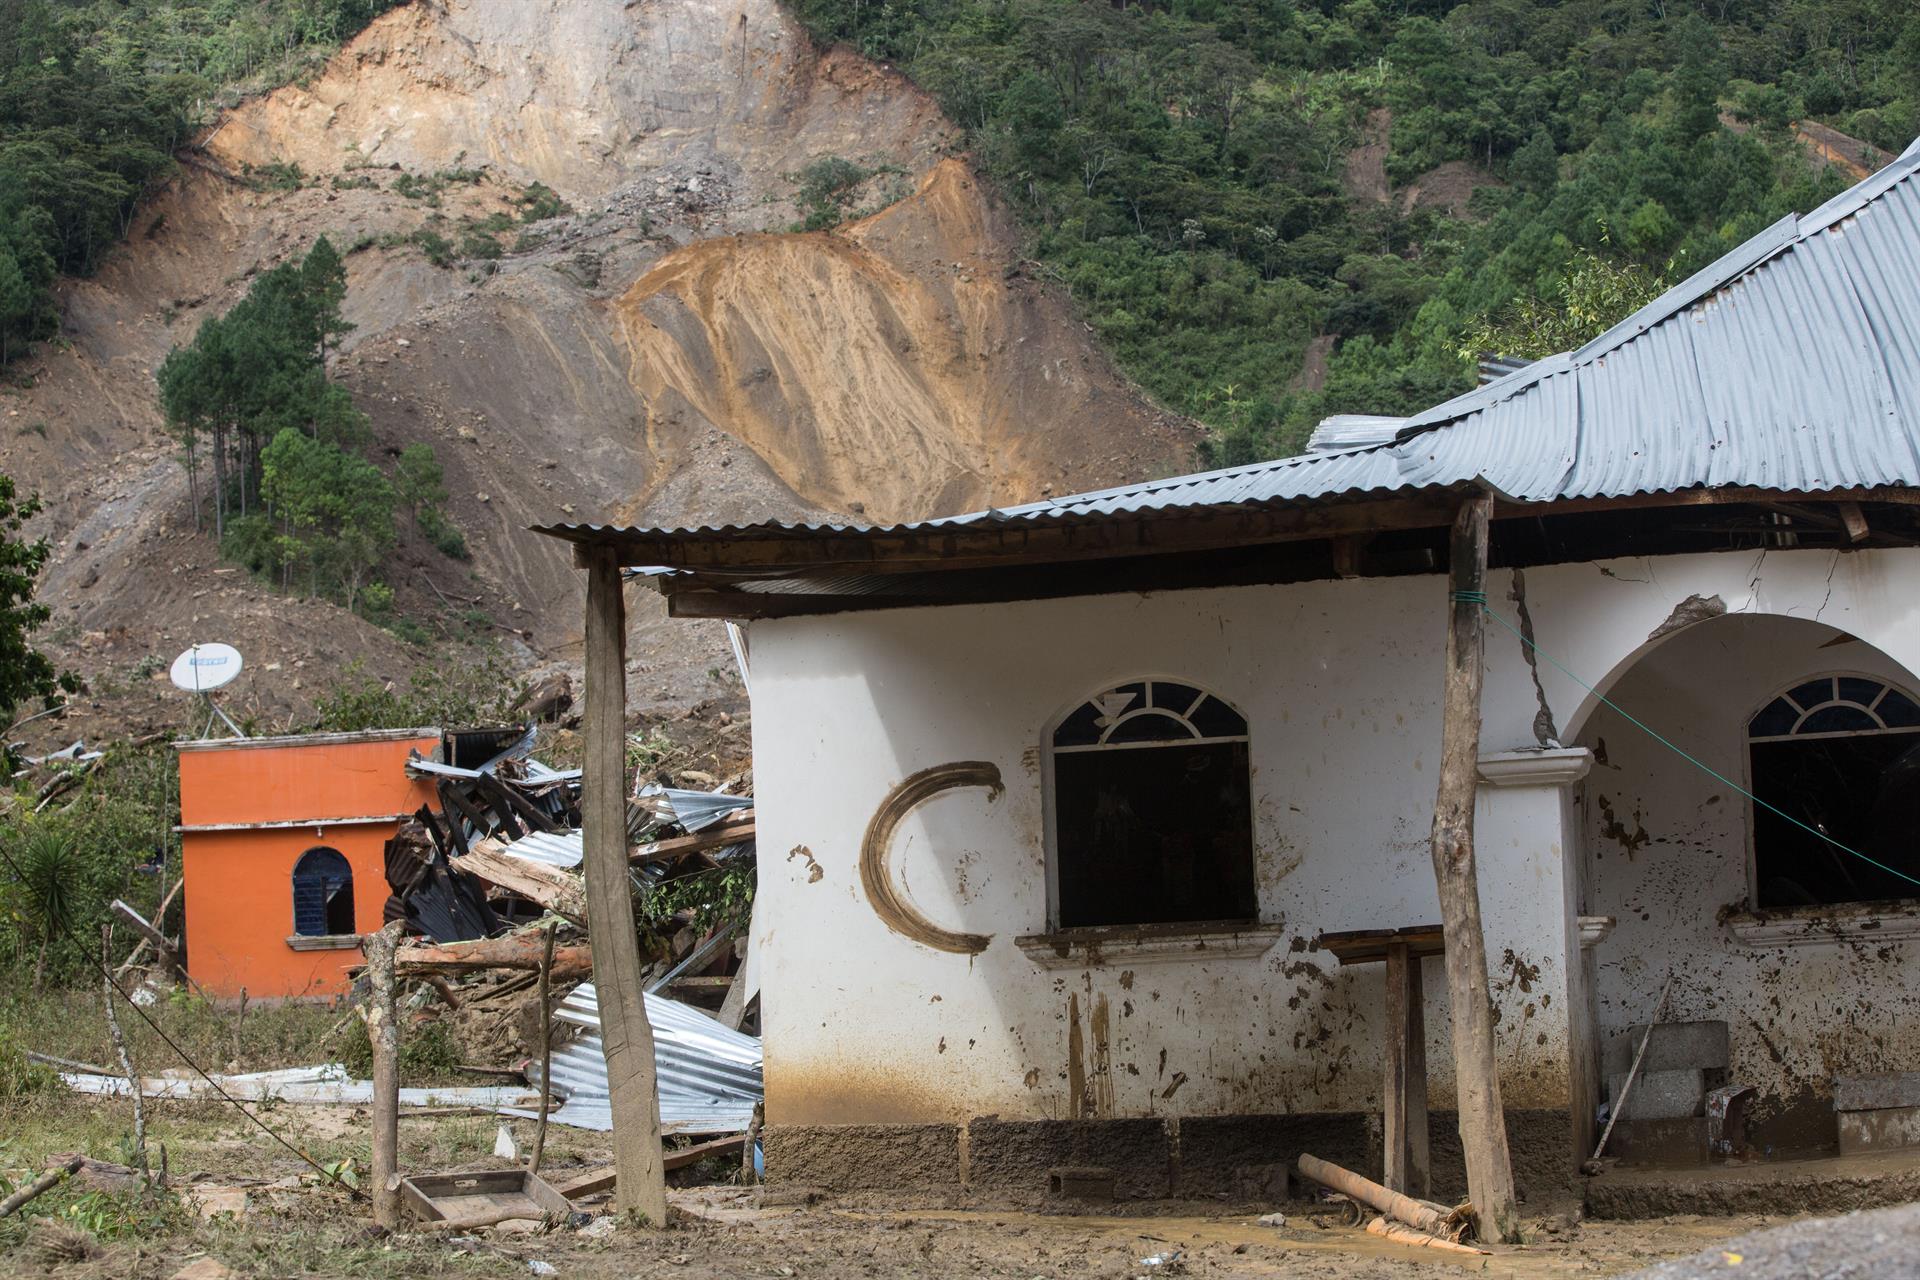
[
  {"left": 791, "top": 0, "right": 1920, "bottom": 461},
  {"left": 0, "top": 0, "right": 401, "bottom": 365}
]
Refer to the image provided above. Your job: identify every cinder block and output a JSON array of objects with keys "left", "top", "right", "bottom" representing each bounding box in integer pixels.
[
  {"left": 1835, "top": 1073, "right": 1920, "bottom": 1113},
  {"left": 1607, "top": 1116, "right": 1711, "bottom": 1167},
  {"left": 1607, "top": 1068, "right": 1704, "bottom": 1121},
  {"left": 1838, "top": 1105, "right": 1920, "bottom": 1155},
  {"left": 1604, "top": 1021, "right": 1729, "bottom": 1076}
]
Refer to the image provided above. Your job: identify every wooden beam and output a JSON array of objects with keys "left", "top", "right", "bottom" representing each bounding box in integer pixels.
[
  {"left": 458, "top": 839, "right": 587, "bottom": 920},
  {"left": 1429, "top": 493, "right": 1520, "bottom": 1243},
  {"left": 1838, "top": 501, "right": 1870, "bottom": 544},
  {"left": 582, "top": 544, "right": 669, "bottom": 1226},
  {"left": 628, "top": 818, "right": 756, "bottom": 864}
]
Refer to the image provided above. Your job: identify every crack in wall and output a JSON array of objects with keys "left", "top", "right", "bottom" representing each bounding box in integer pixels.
[{"left": 1508, "top": 568, "right": 1561, "bottom": 747}]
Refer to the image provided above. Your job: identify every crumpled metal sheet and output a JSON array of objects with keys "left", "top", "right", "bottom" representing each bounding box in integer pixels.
[
  {"left": 635, "top": 785, "right": 753, "bottom": 833},
  {"left": 502, "top": 986, "right": 762, "bottom": 1136},
  {"left": 498, "top": 829, "right": 585, "bottom": 869}
]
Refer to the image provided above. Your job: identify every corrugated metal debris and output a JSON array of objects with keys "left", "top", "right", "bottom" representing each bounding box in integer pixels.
[
  {"left": 59, "top": 1064, "right": 542, "bottom": 1109},
  {"left": 502, "top": 985, "right": 763, "bottom": 1135}
]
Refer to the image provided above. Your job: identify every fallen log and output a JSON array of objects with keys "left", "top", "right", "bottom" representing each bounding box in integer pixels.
[
  {"left": 456, "top": 840, "right": 587, "bottom": 919},
  {"left": 0, "top": 1157, "right": 82, "bottom": 1218},
  {"left": 1366, "top": 1216, "right": 1492, "bottom": 1255},
  {"left": 394, "top": 934, "right": 593, "bottom": 983},
  {"left": 1297, "top": 1154, "right": 1467, "bottom": 1240}
]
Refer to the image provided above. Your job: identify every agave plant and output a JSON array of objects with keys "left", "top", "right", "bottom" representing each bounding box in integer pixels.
[{"left": 9, "top": 826, "right": 81, "bottom": 992}]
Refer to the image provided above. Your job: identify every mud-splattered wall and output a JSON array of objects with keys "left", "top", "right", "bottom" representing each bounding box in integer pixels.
[
  {"left": 745, "top": 545, "right": 1920, "bottom": 1142},
  {"left": 1576, "top": 610, "right": 1920, "bottom": 1151}
]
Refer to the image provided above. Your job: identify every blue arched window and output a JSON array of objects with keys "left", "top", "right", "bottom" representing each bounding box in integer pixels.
[
  {"left": 1049, "top": 680, "right": 1256, "bottom": 929},
  {"left": 292, "top": 847, "right": 356, "bottom": 937},
  {"left": 1747, "top": 675, "right": 1920, "bottom": 909}
]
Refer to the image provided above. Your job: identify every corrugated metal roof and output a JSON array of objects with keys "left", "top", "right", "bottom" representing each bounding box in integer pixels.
[{"left": 537, "top": 136, "right": 1920, "bottom": 554}]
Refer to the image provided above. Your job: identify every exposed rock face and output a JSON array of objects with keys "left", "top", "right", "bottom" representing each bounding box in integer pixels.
[{"left": 0, "top": 0, "right": 1195, "bottom": 732}]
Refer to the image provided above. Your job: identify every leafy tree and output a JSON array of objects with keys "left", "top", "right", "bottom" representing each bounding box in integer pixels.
[
  {"left": 0, "top": 472, "right": 73, "bottom": 763},
  {"left": 1459, "top": 249, "right": 1669, "bottom": 363},
  {"left": 258, "top": 427, "right": 396, "bottom": 612}
]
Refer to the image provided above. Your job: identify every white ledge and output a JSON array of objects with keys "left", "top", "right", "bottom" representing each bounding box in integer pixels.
[
  {"left": 1478, "top": 747, "right": 1593, "bottom": 788},
  {"left": 1725, "top": 907, "right": 1920, "bottom": 948},
  {"left": 1015, "top": 921, "right": 1284, "bottom": 967}
]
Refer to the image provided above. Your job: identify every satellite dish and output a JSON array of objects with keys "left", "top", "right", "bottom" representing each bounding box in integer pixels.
[
  {"left": 170, "top": 642, "right": 244, "bottom": 693},
  {"left": 170, "top": 643, "right": 247, "bottom": 738}
]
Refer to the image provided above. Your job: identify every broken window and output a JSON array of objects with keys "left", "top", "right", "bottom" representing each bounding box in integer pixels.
[
  {"left": 1050, "top": 680, "right": 1257, "bottom": 929},
  {"left": 292, "top": 847, "right": 356, "bottom": 937},
  {"left": 1747, "top": 675, "right": 1920, "bottom": 909}
]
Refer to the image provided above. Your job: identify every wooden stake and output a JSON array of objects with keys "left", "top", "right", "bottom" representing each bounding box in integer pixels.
[
  {"left": 101, "top": 927, "right": 148, "bottom": 1186},
  {"left": 582, "top": 545, "right": 669, "bottom": 1225},
  {"left": 1429, "top": 492, "right": 1521, "bottom": 1242},
  {"left": 365, "top": 920, "right": 404, "bottom": 1229},
  {"left": 529, "top": 920, "right": 557, "bottom": 1175},
  {"left": 1382, "top": 939, "right": 1429, "bottom": 1197}
]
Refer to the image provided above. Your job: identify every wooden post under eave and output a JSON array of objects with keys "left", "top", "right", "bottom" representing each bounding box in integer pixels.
[
  {"left": 1429, "top": 492, "right": 1521, "bottom": 1243},
  {"left": 581, "top": 544, "right": 670, "bottom": 1225}
]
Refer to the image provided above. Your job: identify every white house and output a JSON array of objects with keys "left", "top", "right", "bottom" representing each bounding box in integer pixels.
[{"left": 541, "top": 138, "right": 1920, "bottom": 1202}]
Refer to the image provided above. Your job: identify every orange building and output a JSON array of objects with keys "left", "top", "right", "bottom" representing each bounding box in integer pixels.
[{"left": 176, "top": 729, "right": 442, "bottom": 999}]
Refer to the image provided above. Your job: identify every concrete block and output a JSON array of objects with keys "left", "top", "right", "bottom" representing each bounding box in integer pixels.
[
  {"left": 1839, "top": 1105, "right": 1920, "bottom": 1156},
  {"left": 1607, "top": 1068, "right": 1704, "bottom": 1121},
  {"left": 1835, "top": 1073, "right": 1920, "bottom": 1113},
  {"left": 968, "top": 1117, "right": 1171, "bottom": 1199},
  {"left": 1606, "top": 1116, "right": 1711, "bottom": 1167},
  {"left": 1604, "top": 1020, "right": 1729, "bottom": 1076}
]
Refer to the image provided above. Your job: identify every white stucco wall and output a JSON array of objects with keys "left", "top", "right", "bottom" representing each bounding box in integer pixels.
[
  {"left": 745, "top": 544, "right": 1920, "bottom": 1134},
  {"left": 1576, "top": 608, "right": 1920, "bottom": 1147}
]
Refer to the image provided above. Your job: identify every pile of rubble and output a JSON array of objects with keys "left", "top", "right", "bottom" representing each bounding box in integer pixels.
[{"left": 374, "top": 727, "right": 763, "bottom": 1143}]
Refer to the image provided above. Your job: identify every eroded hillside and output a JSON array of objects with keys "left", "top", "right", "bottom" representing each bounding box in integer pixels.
[{"left": 0, "top": 0, "right": 1194, "bottom": 743}]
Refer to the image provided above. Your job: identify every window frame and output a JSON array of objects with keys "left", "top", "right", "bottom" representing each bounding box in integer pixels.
[
  {"left": 1040, "top": 675, "right": 1259, "bottom": 934},
  {"left": 1740, "top": 670, "right": 1920, "bottom": 916},
  {"left": 290, "top": 845, "right": 357, "bottom": 941}
]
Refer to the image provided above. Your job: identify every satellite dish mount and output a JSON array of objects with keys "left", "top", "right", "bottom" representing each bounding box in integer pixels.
[{"left": 169, "top": 643, "right": 248, "bottom": 739}]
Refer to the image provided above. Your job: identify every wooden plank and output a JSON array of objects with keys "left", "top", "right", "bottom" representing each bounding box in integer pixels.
[
  {"left": 1429, "top": 492, "right": 1520, "bottom": 1242},
  {"left": 582, "top": 544, "right": 669, "bottom": 1226},
  {"left": 1316, "top": 925, "right": 1445, "bottom": 965},
  {"left": 628, "top": 819, "right": 756, "bottom": 864},
  {"left": 663, "top": 1135, "right": 746, "bottom": 1172},
  {"left": 457, "top": 839, "right": 588, "bottom": 919},
  {"left": 1839, "top": 501, "right": 1871, "bottom": 543}
]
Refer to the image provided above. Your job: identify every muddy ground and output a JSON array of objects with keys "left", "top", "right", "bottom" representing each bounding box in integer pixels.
[{"left": 0, "top": 1090, "right": 1850, "bottom": 1280}]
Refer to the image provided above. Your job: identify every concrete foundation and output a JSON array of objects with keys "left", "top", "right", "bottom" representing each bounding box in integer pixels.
[{"left": 765, "top": 1108, "right": 1577, "bottom": 1203}]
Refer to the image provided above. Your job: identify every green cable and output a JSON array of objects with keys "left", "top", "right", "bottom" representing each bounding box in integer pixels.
[{"left": 1476, "top": 602, "right": 1920, "bottom": 891}]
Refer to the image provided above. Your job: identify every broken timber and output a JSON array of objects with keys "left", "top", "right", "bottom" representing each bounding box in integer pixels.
[
  {"left": 628, "top": 818, "right": 756, "bottom": 864},
  {"left": 458, "top": 839, "right": 588, "bottom": 919},
  {"left": 1428, "top": 492, "right": 1521, "bottom": 1242},
  {"left": 1296, "top": 1154, "right": 1464, "bottom": 1240},
  {"left": 394, "top": 935, "right": 593, "bottom": 983},
  {"left": 581, "top": 543, "right": 669, "bottom": 1225}
]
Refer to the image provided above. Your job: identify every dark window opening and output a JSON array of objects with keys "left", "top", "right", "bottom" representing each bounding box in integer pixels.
[
  {"left": 1051, "top": 681, "right": 1257, "bottom": 929},
  {"left": 1747, "top": 676, "right": 1920, "bottom": 910},
  {"left": 293, "top": 847, "right": 356, "bottom": 937}
]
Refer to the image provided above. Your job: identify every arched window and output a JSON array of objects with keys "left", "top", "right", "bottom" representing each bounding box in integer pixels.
[
  {"left": 1049, "top": 679, "right": 1257, "bottom": 929},
  {"left": 292, "top": 847, "right": 356, "bottom": 937},
  {"left": 1747, "top": 675, "right": 1920, "bottom": 909}
]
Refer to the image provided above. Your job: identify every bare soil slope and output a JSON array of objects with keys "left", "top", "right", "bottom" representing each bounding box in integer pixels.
[{"left": 0, "top": 0, "right": 1195, "bottom": 742}]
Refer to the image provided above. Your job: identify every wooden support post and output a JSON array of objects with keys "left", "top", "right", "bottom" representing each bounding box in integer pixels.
[
  {"left": 101, "top": 927, "right": 149, "bottom": 1186},
  {"left": 1383, "top": 940, "right": 1430, "bottom": 1197},
  {"left": 1429, "top": 492, "right": 1521, "bottom": 1243},
  {"left": 365, "top": 920, "right": 404, "bottom": 1229},
  {"left": 582, "top": 545, "right": 670, "bottom": 1225},
  {"left": 529, "top": 921, "right": 557, "bottom": 1175}
]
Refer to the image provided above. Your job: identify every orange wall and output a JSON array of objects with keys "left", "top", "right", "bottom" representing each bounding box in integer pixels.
[{"left": 178, "top": 734, "right": 439, "bottom": 999}]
